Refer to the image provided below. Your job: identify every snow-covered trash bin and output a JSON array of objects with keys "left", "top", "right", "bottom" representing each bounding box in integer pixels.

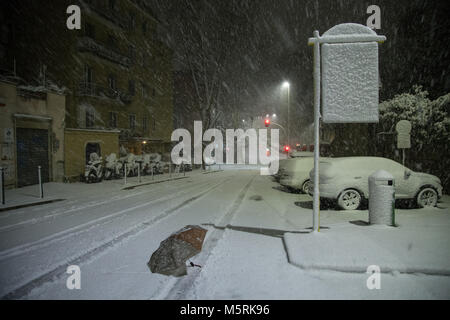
[{"left": 368, "top": 170, "right": 395, "bottom": 226}]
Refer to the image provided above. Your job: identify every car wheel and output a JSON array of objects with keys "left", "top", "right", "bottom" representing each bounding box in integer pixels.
[
  {"left": 302, "top": 180, "right": 311, "bottom": 194},
  {"left": 416, "top": 187, "right": 438, "bottom": 208},
  {"left": 338, "top": 189, "right": 362, "bottom": 210}
]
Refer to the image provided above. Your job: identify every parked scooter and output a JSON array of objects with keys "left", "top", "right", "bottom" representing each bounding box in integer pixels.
[
  {"left": 140, "top": 154, "right": 152, "bottom": 175},
  {"left": 123, "top": 153, "right": 139, "bottom": 177},
  {"left": 85, "top": 152, "right": 104, "bottom": 183},
  {"left": 148, "top": 153, "right": 164, "bottom": 174},
  {"left": 104, "top": 153, "right": 123, "bottom": 180}
]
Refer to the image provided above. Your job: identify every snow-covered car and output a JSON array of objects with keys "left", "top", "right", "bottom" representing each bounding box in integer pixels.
[
  {"left": 309, "top": 157, "right": 443, "bottom": 210},
  {"left": 270, "top": 151, "right": 313, "bottom": 181},
  {"left": 279, "top": 155, "right": 314, "bottom": 193}
]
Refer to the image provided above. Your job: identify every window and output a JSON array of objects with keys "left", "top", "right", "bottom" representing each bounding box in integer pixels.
[
  {"left": 143, "top": 116, "right": 148, "bottom": 131},
  {"left": 109, "top": 0, "right": 116, "bottom": 10},
  {"left": 85, "top": 65, "right": 93, "bottom": 84},
  {"left": 142, "top": 21, "right": 147, "bottom": 34},
  {"left": 107, "top": 35, "right": 116, "bottom": 49},
  {"left": 108, "top": 75, "right": 116, "bottom": 90},
  {"left": 129, "top": 12, "right": 136, "bottom": 30},
  {"left": 85, "top": 23, "right": 95, "bottom": 39},
  {"left": 109, "top": 112, "right": 118, "bottom": 128},
  {"left": 141, "top": 82, "right": 148, "bottom": 98},
  {"left": 129, "top": 114, "right": 136, "bottom": 130},
  {"left": 128, "top": 45, "right": 136, "bottom": 61},
  {"left": 86, "top": 109, "right": 95, "bottom": 128},
  {"left": 128, "top": 80, "right": 135, "bottom": 96},
  {"left": 152, "top": 117, "right": 156, "bottom": 131}
]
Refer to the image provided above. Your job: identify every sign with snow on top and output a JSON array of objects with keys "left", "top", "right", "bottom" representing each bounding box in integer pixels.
[
  {"left": 396, "top": 120, "right": 412, "bottom": 149},
  {"left": 307, "top": 23, "right": 386, "bottom": 232},
  {"left": 319, "top": 23, "right": 386, "bottom": 123}
]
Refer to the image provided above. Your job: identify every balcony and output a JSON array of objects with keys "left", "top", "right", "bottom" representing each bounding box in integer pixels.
[
  {"left": 77, "top": 82, "right": 132, "bottom": 104},
  {"left": 78, "top": 37, "right": 131, "bottom": 68},
  {"left": 84, "top": 2, "right": 129, "bottom": 29}
]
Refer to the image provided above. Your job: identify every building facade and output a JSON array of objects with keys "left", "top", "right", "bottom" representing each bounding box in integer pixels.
[
  {"left": 0, "top": 80, "right": 66, "bottom": 188},
  {"left": 1, "top": 0, "right": 173, "bottom": 183}
]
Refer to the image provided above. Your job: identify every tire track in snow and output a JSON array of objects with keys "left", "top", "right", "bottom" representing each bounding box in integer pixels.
[
  {"left": 158, "top": 173, "right": 256, "bottom": 300},
  {"left": 1, "top": 175, "right": 234, "bottom": 300},
  {"left": 0, "top": 178, "right": 218, "bottom": 262}
]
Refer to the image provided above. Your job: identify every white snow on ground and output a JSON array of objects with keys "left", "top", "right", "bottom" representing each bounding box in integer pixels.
[{"left": 0, "top": 169, "right": 449, "bottom": 299}]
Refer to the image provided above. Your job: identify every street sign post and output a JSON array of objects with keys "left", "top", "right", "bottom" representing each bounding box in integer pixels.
[{"left": 308, "top": 23, "right": 386, "bottom": 232}]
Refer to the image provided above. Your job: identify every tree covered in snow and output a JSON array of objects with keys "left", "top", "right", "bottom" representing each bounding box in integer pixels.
[
  {"left": 378, "top": 86, "right": 449, "bottom": 191},
  {"left": 379, "top": 86, "right": 449, "bottom": 151}
]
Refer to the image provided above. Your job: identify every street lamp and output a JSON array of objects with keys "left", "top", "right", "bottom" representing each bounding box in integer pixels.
[{"left": 282, "top": 81, "right": 290, "bottom": 147}]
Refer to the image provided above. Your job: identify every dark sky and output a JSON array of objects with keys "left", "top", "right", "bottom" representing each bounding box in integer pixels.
[{"left": 151, "top": 0, "right": 450, "bottom": 125}]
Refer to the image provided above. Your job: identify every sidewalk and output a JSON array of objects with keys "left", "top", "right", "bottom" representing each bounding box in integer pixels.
[
  {"left": 284, "top": 209, "right": 450, "bottom": 275},
  {"left": 0, "top": 169, "right": 207, "bottom": 211}
]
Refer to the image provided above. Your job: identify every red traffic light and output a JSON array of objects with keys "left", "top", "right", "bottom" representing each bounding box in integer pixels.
[
  {"left": 264, "top": 118, "right": 270, "bottom": 127},
  {"left": 284, "top": 145, "right": 290, "bottom": 152}
]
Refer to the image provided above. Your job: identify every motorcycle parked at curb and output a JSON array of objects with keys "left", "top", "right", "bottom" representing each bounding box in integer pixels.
[
  {"left": 104, "top": 153, "right": 123, "bottom": 180},
  {"left": 84, "top": 152, "right": 104, "bottom": 183}
]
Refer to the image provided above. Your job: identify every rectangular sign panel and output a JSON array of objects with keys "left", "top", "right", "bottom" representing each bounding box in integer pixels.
[{"left": 321, "top": 42, "right": 379, "bottom": 123}]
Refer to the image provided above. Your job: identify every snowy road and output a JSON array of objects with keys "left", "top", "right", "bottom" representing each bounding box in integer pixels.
[{"left": 0, "top": 169, "right": 449, "bottom": 299}]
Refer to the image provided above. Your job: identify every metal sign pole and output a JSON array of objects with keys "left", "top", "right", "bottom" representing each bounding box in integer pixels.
[
  {"left": 124, "top": 163, "right": 127, "bottom": 185},
  {"left": 312, "top": 30, "right": 321, "bottom": 232},
  {"left": 38, "top": 166, "right": 43, "bottom": 199},
  {"left": 1, "top": 167, "right": 5, "bottom": 205},
  {"left": 138, "top": 162, "right": 141, "bottom": 183},
  {"left": 402, "top": 149, "right": 405, "bottom": 167}
]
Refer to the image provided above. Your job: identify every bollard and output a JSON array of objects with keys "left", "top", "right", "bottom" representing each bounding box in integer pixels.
[
  {"left": 1, "top": 167, "right": 5, "bottom": 205},
  {"left": 169, "top": 163, "right": 172, "bottom": 178},
  {"left": 124, "top": 163, "right": 127, "bottom": 185},
  {"left": 138, "top": 162, "right": 141, "bottom": 183},
  {"left": 152, "top": 166, "right": 154, "bottom": 180},
  {"left": 369, "top": 170, "right": 395, "bottom": 226},
  {"left": 38, "top": 166, "right": 43, "bottom": 198}
]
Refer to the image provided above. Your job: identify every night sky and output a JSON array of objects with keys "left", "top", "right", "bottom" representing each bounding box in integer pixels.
[{"left": 151, "top": 0, "right": 450, "bottom": 126}]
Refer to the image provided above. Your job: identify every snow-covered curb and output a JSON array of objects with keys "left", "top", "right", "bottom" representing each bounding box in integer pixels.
[{"left": 284, "top": 222, "right": 450, "bottom": 276}]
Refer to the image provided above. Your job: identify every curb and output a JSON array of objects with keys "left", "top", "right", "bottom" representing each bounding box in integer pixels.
[{"left": 0, "top": 199, "right": 66, "bottom": 212}]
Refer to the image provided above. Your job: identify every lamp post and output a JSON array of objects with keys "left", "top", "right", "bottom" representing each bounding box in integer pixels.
[{"left": 282, "top": 82, "right": 290, "bottom": 147}]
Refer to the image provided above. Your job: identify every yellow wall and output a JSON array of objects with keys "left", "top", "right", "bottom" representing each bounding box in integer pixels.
[
  {"left": 64, "top": 129, "right": 119, "bottom": 180},
  {"left": 0, "top": 81, "right": 66, "bottom": 187}
]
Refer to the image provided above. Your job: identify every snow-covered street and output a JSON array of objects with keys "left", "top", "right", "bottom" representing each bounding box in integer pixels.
[{"left": 0, "top": 168, "right": 449, "bottom": 300}]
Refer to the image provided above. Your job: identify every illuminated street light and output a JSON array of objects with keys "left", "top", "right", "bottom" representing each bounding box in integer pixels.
[{"left": 272, "top": 113, "right": 277, "bottom": 118}]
